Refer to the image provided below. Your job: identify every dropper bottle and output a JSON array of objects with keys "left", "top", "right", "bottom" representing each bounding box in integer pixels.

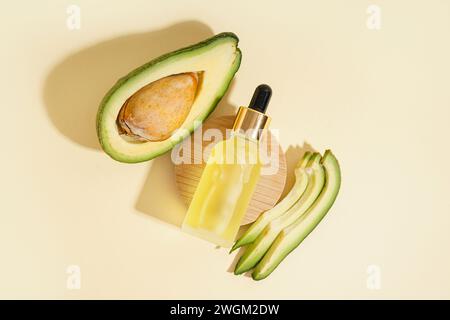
[{"left": 182, "top": 85, "right": 272, "bottom": 247}]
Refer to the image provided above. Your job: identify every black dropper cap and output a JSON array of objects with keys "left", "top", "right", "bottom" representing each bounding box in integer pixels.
[{"left": 249, "top": 84, "right": 272, "bottom": 114}]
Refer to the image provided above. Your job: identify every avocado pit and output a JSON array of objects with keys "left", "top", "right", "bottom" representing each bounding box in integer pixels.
[{"left": 117, "top": 72, "right": 201, "bottom": 142}]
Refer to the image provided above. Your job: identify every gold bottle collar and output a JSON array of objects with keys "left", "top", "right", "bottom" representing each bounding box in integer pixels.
[{"left": 232, "top": 106, "right": 271, "bottom": 140}]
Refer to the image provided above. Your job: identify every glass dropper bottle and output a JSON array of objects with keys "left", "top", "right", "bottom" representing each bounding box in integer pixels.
[{"left": 182, "top": 85, "right": 272, "bottom": 247}]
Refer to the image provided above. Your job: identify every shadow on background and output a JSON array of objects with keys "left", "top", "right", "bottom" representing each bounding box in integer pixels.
[
  {"left": 43, "top": 21, "right": 216, "bottom": 149},
  {"left": 282, "top": 142, "right": 315, "bottom": 197},
  {"left": 135, "top": 152, "right": 187, "bottom": 228},
  {"left": 42, "top": 20, "right": 250, "bottom": 236}
]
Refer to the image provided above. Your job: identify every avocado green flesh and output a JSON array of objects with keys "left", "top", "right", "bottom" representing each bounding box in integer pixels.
[
  {"left": 96, "top": 33, "right": 242, "bottom": 163},
  {"left": 252, "top": 150, "right": 341, "bottom": 280},
  {"left": 234, "top": 153, "right": 325, "bottom": 275},
  {"left": 231, "top": 152, "right": 312, "bottom": 252}
]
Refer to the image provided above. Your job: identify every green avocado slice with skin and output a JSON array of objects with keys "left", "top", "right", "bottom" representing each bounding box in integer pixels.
[
  {"left": 230, "top": 152, "right": 313, "bottom": 252},
  {"left": 234, "top": 153, "right": 325, "bottom": 275},
  {"left": 252, "top": 150, "right": 341, "bottom": 280},
  {"left": 96, "top": 33, "right": 242, "bottom": 163}
]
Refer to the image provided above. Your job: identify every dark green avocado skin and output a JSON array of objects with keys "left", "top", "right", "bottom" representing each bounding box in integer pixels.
[{"left": 96, "top": 32, "right": 241, "bottom": 163}]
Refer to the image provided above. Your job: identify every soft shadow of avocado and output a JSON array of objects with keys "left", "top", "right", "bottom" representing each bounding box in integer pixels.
[
  {"left": 43, "top": 20, "right": 242, "bottom": 229},
  {"left": 282, "top": 143, "right": 315, "bottom": 197},
  {"left": 226, "top": 245, "right": 247, "bottom": 272},
  {"left": 42, "top": 21, "right": 215, "bottom": 149}
]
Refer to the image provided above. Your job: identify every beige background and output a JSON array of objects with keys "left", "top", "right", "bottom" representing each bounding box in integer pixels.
[{"left": 1, "top": 0, "right": 449, "bottom": 299}]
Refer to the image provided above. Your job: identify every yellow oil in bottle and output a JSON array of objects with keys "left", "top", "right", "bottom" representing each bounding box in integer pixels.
[
  {"left": 182, "top": 134, "right": 261, "bottom": 247},
  {"left": 182, "top": 84, "right": 272, "bottom": 247}
]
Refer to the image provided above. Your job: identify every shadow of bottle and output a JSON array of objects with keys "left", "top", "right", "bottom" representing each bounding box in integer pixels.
[{"left": 42, "top": 20, "right": 216, "bottom": 150}]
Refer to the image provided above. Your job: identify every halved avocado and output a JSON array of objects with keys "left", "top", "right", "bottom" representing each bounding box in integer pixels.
[{"left": 96, "top": 33, "right": 242, "bottom": 163}]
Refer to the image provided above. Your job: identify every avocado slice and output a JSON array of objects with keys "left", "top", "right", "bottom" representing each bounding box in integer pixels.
[
  {"left": 230, "top": 152, "right": 312, "bottom": 252},
  {"left": 96, "top": 33, "right": 242, "bottom": 163},
  {"left": 252, "top": 150, "right": 341, "bottom": 280},
  {"left": 234, "top": 153, "right": 325, "bottom": 275}
]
